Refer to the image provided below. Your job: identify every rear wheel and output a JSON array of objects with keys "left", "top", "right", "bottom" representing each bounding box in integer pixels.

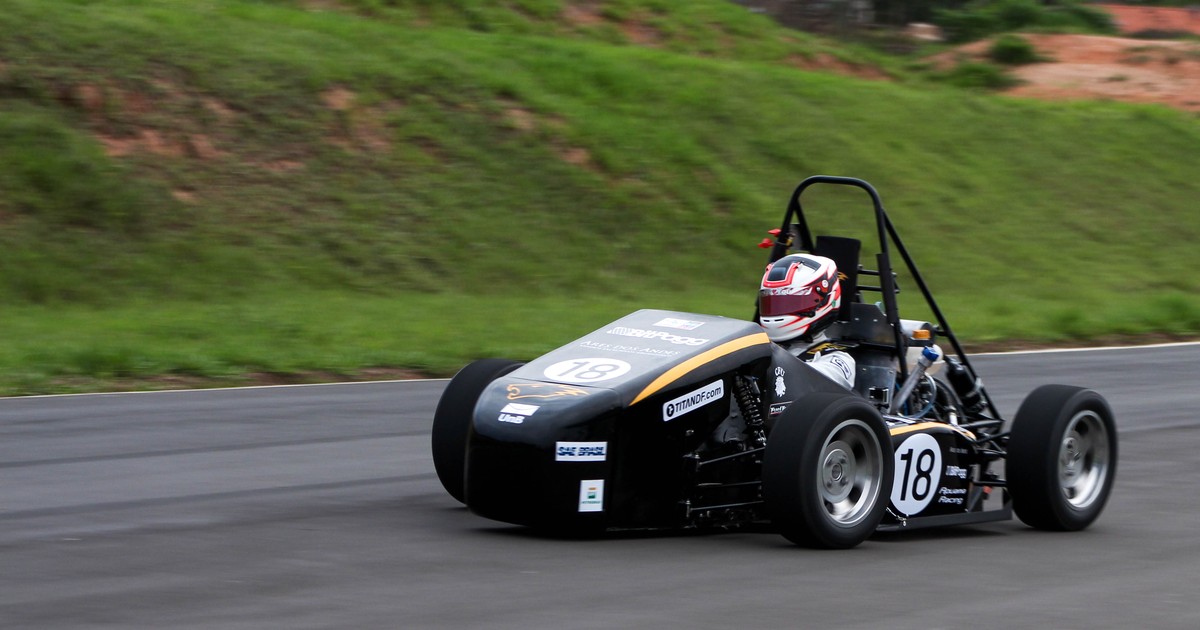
[
  {"left": 431, "top": 359, "right": 523, "bottom": 504},
  {"left": 763, "top": 393, "right": 893, "bottom": 549},
  {"left": 1008, "top": 385, "right": 1117, "bottom": 531}
]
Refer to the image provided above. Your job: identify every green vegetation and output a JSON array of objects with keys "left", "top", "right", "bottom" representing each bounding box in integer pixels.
[
  {"left": 1, "top": 0, "right": 1199, "bottom": 395},
  {"left": 988, "top": 33, "right": 1043, "bottom": 65},
  {"left": 933, "top": 0, "right": 1116, "bottom": 43},
  {"left": 929, "top": 60, "right": 1020, "bottom": 88}
]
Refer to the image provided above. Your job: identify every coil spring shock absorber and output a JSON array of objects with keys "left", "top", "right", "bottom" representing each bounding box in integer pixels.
[{"left": 734, "top": 375, "right": 766, "bottom": 447}]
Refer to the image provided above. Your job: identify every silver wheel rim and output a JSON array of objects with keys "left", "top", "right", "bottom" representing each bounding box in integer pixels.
[
  {"left": 1059, "top": 410, "right": 1111, "bottom": 510},
  {"left": 818, "top": 419, "right": 883, "bottom": 527}
]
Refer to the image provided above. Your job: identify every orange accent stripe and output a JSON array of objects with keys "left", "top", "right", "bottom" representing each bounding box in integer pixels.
[
  {"left": 889, "top": 422, "right": 942, "bottom": 436},
  {"left": 630, "top": 333, "right": 770, "bottom": 406},
  {"left": 890, "top": 421, "right": 976, "bottom": 440}
]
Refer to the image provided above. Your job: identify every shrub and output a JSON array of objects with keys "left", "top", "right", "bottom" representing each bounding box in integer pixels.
[
  {"left": 993, "top": 0, "right": 1041, "bottom": 31},
  {"left": 989, "top": 34, "right": 1041, "bottom": 65},
  {"left": 934, "top": 61, "right": 1019, "bottom": 90},
  {"left": 934, "top": 0, "right": 1118, "bottom": 44},
  {"left": 1060, "top": 3, "right": 1117, "bottom": 33},
  {"left": 1130, "top": 29, "right": 1192, "bottom": 40},
  {"left": 933, "top": 8, "right": 999, "bottom": 44}
]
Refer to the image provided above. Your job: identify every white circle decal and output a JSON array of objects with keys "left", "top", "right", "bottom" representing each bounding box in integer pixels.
[
  {"left": 543, "top": 358, "right": 632, "bottom": 384},
  {"left": 890, "top": 433, "right": 943, "bottom": 516}
]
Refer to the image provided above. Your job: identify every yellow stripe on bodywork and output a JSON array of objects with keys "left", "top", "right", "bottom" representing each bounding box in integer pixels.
[
  {"left": 890, "top": 421, "right": 976, "bottom": 441},
  {"left": 630, "top": 333, "right": 770, "bottom": 406}
]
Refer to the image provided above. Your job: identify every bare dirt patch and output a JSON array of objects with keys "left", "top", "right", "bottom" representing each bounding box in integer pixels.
[
  {"left": 321, "top": 86, "right": 355, "bottom": 111},
  {"left": 319, "top": 88, "right": 400, "bottom": 154},
  {"left": 202, "top": 97, "right": 238, "bottom": 122},
  {"left": 949, "top": 34, "right": 1200, "bottom": 112},
  {"left": 788, "top": 52, "right": 892, "bottom": 81},
  {"left": 261, "top": 160, "right": 305, "bottom": 173},
  {"left": 561, "top": 2, "right": 604, "bottom": 28},
  {"left": 186, "top": 134, "right": 225, "bottom": 160},
  {"left": 559, "top": 146, "right": 592, "bottom": 167},
  {"left": 99, "top": 129, "right": 187, "bottom": 158},
  {"left": 561, "top": 1, "right": 662, "bottom": 46},
  {"left": 75, "top": 84, "right": 106, "bottom": 112},
  {"left": 1096, "top": 4, "right": 1200, "bottom": 37},
  {"left": 620, "top": 19, "right": 662, "bottom": 46},
  {"left": 503, "top": 105, "right": 537, "bottom": 132}
]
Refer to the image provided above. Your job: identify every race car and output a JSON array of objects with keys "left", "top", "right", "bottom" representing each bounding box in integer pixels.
[{"left": 432, "top": 175, "right": 1117, "bottom": 548}]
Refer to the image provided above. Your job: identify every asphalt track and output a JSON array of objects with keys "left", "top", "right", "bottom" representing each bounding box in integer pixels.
[{"left": 2, "top": 344, "right": 1198, "bottom": 629}]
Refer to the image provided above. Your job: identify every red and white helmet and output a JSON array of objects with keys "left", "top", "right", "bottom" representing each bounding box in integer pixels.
[{"left": 757, "top": 253, "right": 842, "bottom": 343}]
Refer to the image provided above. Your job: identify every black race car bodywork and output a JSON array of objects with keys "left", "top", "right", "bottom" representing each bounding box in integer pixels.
[{"left": 433, "top": 176, "right": 1118, "bottom": 548}]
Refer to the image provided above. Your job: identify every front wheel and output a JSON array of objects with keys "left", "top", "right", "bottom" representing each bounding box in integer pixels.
[
  {"left": 763, "top": 393, "right": 894, "bottom": 549},
  {"left": 431, "top": 359, "right": 523, "bottom": 504},
  {"left": 1008, "top": 385, "right": 1117, "bottom": 531}
]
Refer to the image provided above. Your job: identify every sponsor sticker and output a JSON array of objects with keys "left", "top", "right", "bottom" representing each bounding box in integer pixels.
[
  {"left": 578, "top": 479, "right": 605, "bottom": 512},
  {"left": 506, "top": 383, "right": 590, "bottom": 401},
  {"left": 605, "top": 326, "right": 709, "bottom": 346},
  {"left": 763, "top": 286, "right": 813, "bottom": 296},
  {"left": 937, "top": 486, "right": 966, "bottom": 505},
  {"left": 945, "top": 465, "right": 969, "bottom": 480},
  {"left": 662, "top": 380, "right": 725, "bottom": 422},
  {"left": 556, "top": 441, "right": 608, "bottom": 462},
  {"left": 654, "top": 317, "right": 705, "bottom": 331},
  {"left": 578, "top": 340, "right": 680, "bottom": 357},
  {"left": 769, "top": 402, "right": 791, "bottom": 417},
  {"left": 774, "top": 366, "right": 787, "bottom": 398},
  {"left": 497, "top": 402, "right": 539, "bottom": 424},
  {"left": 825, "top": 354, "right": 854, "bottom": 384},
  {"left": 501, "top": 403, "right": 539, "bottom": 416}
]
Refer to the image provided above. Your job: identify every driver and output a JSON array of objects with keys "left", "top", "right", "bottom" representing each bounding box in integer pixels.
[{"left": 756, "top": 253, "right": 855, "bottom": 389}]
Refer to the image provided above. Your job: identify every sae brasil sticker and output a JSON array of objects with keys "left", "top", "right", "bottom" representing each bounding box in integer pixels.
[
  {"left": 578, "top": 479, "right": 605, "bottom": 512},
  {"left": 555, "top": 441, "right": 608, "bottom": 462},
  {"left": 662, "top": 380, "right": 725, "bottom": 422}
]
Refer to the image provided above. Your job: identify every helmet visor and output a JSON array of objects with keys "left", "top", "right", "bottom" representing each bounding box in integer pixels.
[{"left": 759, "top": 291, "right": 825, "bottom": 317}]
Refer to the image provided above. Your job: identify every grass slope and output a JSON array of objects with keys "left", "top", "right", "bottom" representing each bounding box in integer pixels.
[{"left": 1, "top": 0, "right": 1199, "bottom": 394}]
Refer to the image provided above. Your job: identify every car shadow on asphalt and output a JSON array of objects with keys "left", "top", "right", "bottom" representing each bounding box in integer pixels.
[
  {"left": 467, "top": 520, "right": 1017, "bottom": 548},
  {"left": 869, "top": 524, "right": 1014, "bottom": 544}
]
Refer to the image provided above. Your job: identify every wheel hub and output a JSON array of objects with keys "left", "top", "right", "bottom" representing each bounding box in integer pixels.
[
  {"left": 806, "top": 419, "right": 885, "bottom": 528},
  {"left": 823, "top": 445, "right": 855, "bottom": 503},
  {"left": 1061, "top": 436, "right": 1082, "bottom": 480},
  {"left": 1057, "top": 411, "right": 1111, "bottom": 509}
]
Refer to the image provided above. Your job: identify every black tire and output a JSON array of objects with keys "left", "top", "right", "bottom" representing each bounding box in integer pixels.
[
  {"left": 431, "top": 359, "right": 523, "bottom": 504},
  {"left": 763, "top": 392, "right": 894, "bottom": 549},
  {"left": 1008, "top": 385, "right": 1117, "bottom": 531}
]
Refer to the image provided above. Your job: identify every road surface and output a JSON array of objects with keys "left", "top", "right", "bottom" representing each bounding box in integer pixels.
[{"left": 2, "top": 344, "right": 1197, "bottom": 628}]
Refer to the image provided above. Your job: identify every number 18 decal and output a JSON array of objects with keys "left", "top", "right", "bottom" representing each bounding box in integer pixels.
[
  {"left": 891, "top": 433, "right": 943, "bottom": 516},
  {"left": 543, "top": 358, "right": 632, "bottom": 384}
]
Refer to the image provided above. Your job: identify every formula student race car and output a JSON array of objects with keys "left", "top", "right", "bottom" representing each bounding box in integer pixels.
[{"left": 432, "top": 175, "right": 1118, "bottom": 548}]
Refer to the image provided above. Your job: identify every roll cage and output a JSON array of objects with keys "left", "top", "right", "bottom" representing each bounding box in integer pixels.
[{"left": 762, "top": 175, "right": 1003, "bottom": 424}]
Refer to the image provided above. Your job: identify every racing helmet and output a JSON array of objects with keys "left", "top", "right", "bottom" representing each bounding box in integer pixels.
[{"left": 757, "top": 253, "right": 842, "bottom": 343}]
